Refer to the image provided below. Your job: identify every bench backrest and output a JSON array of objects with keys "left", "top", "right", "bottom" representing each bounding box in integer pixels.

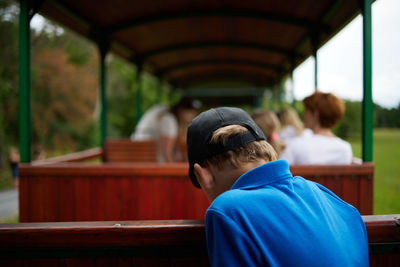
[
  {"left": 103, "top": 139, "right": 157, "bottom": 162},
  {"left": 0, "top": 215, "right": 398, "bottom": 267},
  {"left": 18, "top": 162, "right": 373, "bottom": 223},
  {"left": 291, "top": 163, "right": 374, "bottom": 215}
]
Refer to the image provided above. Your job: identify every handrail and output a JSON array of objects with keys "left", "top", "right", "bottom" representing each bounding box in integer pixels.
[
  {"left": 0, "top": 215, "right": 398, "bottom": 248},
  {"left": 31, "top": 147, "right": 103, "bottom": 165},
  {"left": 0, "top": 220, "right": 205, "bottom": 248}
]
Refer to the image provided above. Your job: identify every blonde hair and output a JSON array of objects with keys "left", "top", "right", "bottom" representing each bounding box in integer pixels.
[
  {"left": 278, "top": 108, "right": 304, "bottom": 134},
  {"left": 252, "top": 110, "right": 285, "bottom": 156},
  {"left": 204, "top": 125, "right": 277, "bottom": 170}
]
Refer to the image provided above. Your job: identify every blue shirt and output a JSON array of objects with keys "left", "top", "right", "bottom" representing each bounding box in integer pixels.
[{"left": 205, "top": 160, "right": 369, "bottom": 267}]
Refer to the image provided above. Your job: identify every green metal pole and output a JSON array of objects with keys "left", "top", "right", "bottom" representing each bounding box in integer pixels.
[
  {"left": 18, "top": 0, "right": 31, "bottom": 163},
  {"left": 253, "top": 94, "right": 261, "bottom": 109},
  {"left": 135, "top": 65, "right": 143, "bottom": 125},
  {"left": 313, "top": 51, "right": 318, "bottom": 90},
  {"left": 362, "top": 0, "right": 373, "bottom": 162},
  {"left": 311, "top": 33, "right": 319, "bottom": 90},
  {"left": 291, "top": 72, "right": 295, "bottom": 107},
  {"left": 290, "top": 58, "right": 296, "bottom": 107},
  {"left": 99, "top": 45, "right": 108, "bottom": 147}
]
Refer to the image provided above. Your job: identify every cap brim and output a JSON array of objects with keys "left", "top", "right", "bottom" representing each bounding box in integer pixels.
[{"left": 189, "top": 166, "right": 201, "bottom": 188}]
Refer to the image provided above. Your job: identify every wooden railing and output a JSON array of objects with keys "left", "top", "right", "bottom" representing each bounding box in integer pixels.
[
  {"left": 19, "top": 162, "right": 373, "bottom": 222},
  {"left": 0, "top": 215, "right": 398, "bottom": 267},
  {"left": 103, "top": 139, "right": 157, "bottom": 162},
  {"left": 32, "top": 147, "right": 103, "bottom": 165},
  {"left": 29, "top": 138, "right": 158, "bottom": 166}
]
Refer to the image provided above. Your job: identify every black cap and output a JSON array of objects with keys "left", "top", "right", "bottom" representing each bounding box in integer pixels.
[{"left": 187, "top": 107, "right": 266, "bottom": 188}]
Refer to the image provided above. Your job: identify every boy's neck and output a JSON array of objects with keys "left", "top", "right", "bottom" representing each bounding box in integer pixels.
[{"left": 219, "top": 159, "right": 269, "bottom": 187}]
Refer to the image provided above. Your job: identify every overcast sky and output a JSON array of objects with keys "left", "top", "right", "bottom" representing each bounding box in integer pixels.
[
  {"left": 31, "top": 0, "right": 400, "bottom": 108},
  {"left": 292, "top": 0, "right": 400, "bottom": 108}
]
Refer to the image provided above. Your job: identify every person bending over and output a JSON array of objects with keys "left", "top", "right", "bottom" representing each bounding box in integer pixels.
[
  {"left": 187, "top": 107, "right": 368, "bottom": 267},
  {"left": 131, "top": 97, "right": 200, "bottom": 162}
]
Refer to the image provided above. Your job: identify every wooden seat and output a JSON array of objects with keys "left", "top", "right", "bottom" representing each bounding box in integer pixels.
[
  {"left": 291, "top": 163, "right": 374, "bottom": 215},
  {"left": 103, "top": 138, "right": 157, "bottom": 162},
  {"left": 0, "top": 215, "right": 398, "bottom": 267},
  {"left": 18, "top": 162, "right": 374, "bottom": 222}
]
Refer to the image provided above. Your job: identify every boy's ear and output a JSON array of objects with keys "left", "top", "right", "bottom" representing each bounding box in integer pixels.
[{"left": 194, "top": 163, "right": 215, "bottom": 190}]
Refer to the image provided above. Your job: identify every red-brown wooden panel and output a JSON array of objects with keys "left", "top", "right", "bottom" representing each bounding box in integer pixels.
[
  {"left": 59, "top": 258, "right": 95, "bottom": 267},
  {"left": 0, "top": 216, "right": 398, "bottom": 267},
  {"left": 18, "top": 162, "right": 373, "bottom": 223},
  {"left": 58, "top": 175, "right": 76, "bottom": 222},
  {"left": 95, "top": 257, "right": 132, "bottom": 267},
  {"left": 75, "top": 176, "right": 91, "bottom": 221},
  {"left": 18, "top": 175, "right": 29, "bottom": 222},
  {"left": 0, "top": 259, "right": 23, "bottom": 267},
  {"left": 23, "top": 259, "right": 59, "bottom": 267},
  {"left": 89, "top": 176, "right": 106, "bottom": 221},
  {"left": 103, "top": 139, "right": 157, "bottom": 162}
]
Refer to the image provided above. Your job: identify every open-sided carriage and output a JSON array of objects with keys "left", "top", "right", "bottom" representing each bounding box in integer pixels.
[{"left": 1, "top": 0, "right": 399, "bottom": 266}]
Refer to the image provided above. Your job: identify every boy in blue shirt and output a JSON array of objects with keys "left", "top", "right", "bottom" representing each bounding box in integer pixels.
[{"left": 187, "top": 107, "right": 368, "bottom": 267}]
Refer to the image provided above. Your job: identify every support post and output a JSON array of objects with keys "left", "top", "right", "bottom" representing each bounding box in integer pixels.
[
  {"left": 135, "top": 63, "right": 143, "bottom": 125},
  {"left": 18, "top": 0, "right": 32, "bottom": 163},
  {"left": 311, "top": 33, "right": 319, "bottom": 90},
  {"left": 98, "top": 41, "right": 109, "bottom": 147},
  {"left": 253, "top": 94, "right": 261, "bottom": 109},
  {"left": 362, "top": 0, "right": 373, "bottom": 162},
  {"left": 290, "top": 58, "right": 296, "bottom": 107}
]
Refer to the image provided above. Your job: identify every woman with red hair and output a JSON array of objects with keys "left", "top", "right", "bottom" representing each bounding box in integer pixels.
[{"left": 280, "top": 91, "right": 352, "bottom": 165}]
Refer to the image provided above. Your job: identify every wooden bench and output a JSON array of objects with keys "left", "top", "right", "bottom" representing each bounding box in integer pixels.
[
  {"left": 290, "top": 163, "right": 374, "bottom": 215},
  {"left": 19, "top": 163, "right": 210, "bottom": 222},
  {"left": 103, "top": 139, "right": 157, "bottom": 162},
  {"left": 0, "top": 215, "right": 398, "bottom": 267},
  {"left": 18, "top": 162, "right": 373, "bottom": 222}
]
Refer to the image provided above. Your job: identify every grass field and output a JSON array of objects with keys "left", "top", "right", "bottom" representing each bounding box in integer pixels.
[{"left": 349, "top": 128, "right": 400, "bottom": 214}]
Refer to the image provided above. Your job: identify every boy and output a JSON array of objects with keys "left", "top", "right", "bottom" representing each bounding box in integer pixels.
[{"left": 187, "top": 107, "right": 368, "bottom": 266}]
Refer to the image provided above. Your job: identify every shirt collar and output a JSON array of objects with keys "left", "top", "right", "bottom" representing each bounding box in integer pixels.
[{"left": 231, "top": 160, "right": 293, "bottom": 190}]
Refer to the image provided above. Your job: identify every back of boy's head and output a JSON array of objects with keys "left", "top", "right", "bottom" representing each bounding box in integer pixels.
[{"left": 187, "top": 107, "right": 277, "bottom": 188}]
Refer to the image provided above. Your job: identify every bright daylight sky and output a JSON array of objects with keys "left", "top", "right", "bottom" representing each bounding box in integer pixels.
[
  {"left": 291, "top": 0, "right": 400, "bottom": 108},
  {"left": 31, "top": 0, "right": 400, "bottom": 108}
]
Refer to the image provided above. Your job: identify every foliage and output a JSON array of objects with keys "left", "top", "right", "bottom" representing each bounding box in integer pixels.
[
  {"left": 375, "top": 103, "right": 400, "bottom": 128},
  {"left": 333, "top": 100, "right": 362, "bottom": 140},
  {"left": 31, "top": 47, "right": 98, "bottom": 150},
  {"left": 0, "top": 0, "right": 100, "bottom": 168}
]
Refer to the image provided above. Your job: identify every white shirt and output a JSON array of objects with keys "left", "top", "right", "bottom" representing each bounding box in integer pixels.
[
  {"left": 280, "top": 129, "right": 353, "bottom": 165},
  {"left": 131, "top": 105, "right": 178, "bottom": 162},
  {"left": 131, "top": 105, "right": 178, "bottom": 140},
  {"left": 279, "top": 125, "right": 300, "bottom": 142}
]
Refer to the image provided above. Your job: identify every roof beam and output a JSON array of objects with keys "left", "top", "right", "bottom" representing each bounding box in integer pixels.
[
  {"left": 156, "top": 59, "right": 281, "bottom": 77},
  {"left": 140, "top": 41, "right": 302, "bottom": 61},
  {"left": 179, "top": 87, "right": 267, "bottom": 97},
  {"left": 106, "top": 10, "right": 330, "bottom": 33},
  {"left": 169, "top": 72, "right": 273, "bottom": 88}
]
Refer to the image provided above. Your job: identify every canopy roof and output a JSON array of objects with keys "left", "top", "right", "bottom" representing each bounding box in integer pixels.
[{"left": 38, "top": 0, "right": 366, "bottom": 89}]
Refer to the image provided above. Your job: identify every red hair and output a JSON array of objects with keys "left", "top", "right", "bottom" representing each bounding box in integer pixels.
[{"left": 303, "top": 91, "right": 345, "bottom": 128}]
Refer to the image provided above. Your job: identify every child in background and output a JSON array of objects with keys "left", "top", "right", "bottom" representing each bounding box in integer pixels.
[
  {"left": 9, "top": 147, "right": 19, "bottom": 188},
  {"left": 252, "top": 109, "right": 285, "bottom": 156},
  {"left": 277, "top": 107, "right": 304, "bottom": 142}
]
